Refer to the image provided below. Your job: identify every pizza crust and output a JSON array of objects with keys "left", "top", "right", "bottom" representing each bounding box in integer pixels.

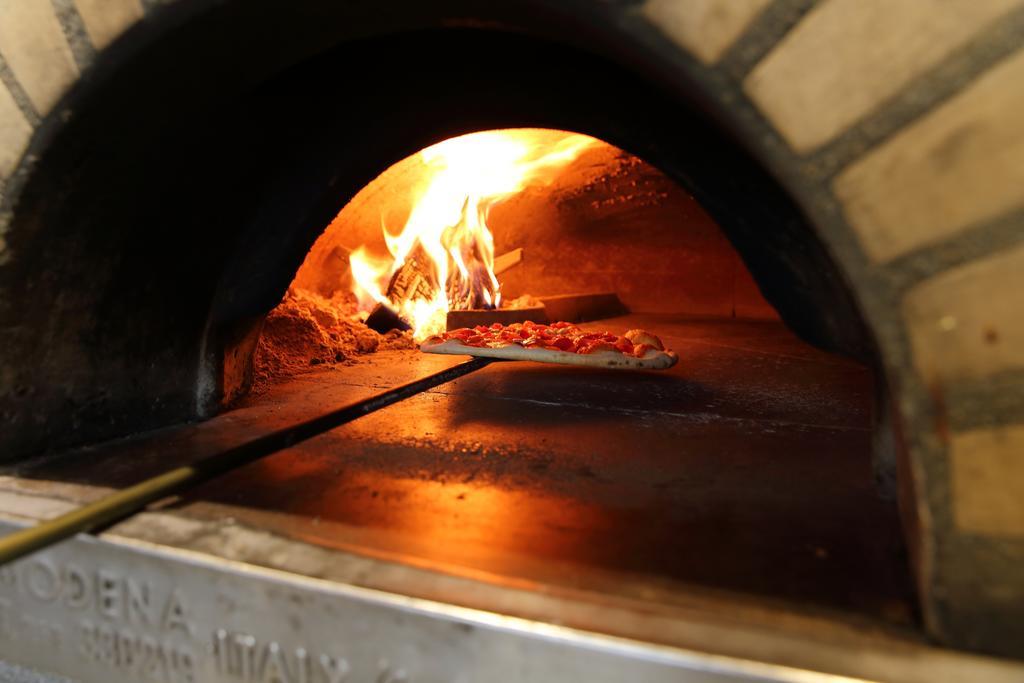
[{"left": 420, "top": 337, "right": 679, "bottom": 370}]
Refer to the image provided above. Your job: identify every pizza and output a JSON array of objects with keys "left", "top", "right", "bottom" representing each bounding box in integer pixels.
[{"left": 420, "top": 321, "right": 678, "bottom": 370}]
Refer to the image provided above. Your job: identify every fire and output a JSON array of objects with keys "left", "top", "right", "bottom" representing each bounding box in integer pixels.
[{"left": 348, "top": 129, "right": 598, "bottom": 339}]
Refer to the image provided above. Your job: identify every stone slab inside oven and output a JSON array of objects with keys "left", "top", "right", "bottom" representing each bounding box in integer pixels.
[
  {"left": 6, "top": 314, "right": 1024, "bottom": 682},
  {"left": 2, "top": 313, "right": 911, "bottom": 616}
]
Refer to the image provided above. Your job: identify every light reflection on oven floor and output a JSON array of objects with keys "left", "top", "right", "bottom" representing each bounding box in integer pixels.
[{"left": 8, "top": 314, "right": 915, "bottom": 628}]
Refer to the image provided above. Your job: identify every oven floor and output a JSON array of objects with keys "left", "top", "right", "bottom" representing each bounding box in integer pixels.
[{"left": 3, "top": 314, "right": 916, "bottom": 628}]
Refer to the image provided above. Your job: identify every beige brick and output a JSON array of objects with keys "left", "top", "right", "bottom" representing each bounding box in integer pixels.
[
  {"left": 746, "top": 0, "right": 1021, "bottom": 153},
  {"left": 951, "top": 424, "right": 1024, "bottom": 537},
  {"left": 0, "top": 0, "right": 78, "bottom": 115},
  {"left": 0, "top": 82, "right": 32, "bottom": 178},
  {"left": 904, "top": 242, "right": 1024, "bottom": 384},
  {"left": 642, "top": 0, "right": 771, "bottom": 65},
  {"left": 0, "top": 0, "right": 79, "bottom": 115},
  {"left": 73, "top": 0, "right": 143, "bottom": 50},
  {"left": 835, "top": 49, "right": 1024, "bottom": 263}
]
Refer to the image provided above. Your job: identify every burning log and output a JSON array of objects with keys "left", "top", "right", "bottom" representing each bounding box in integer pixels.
[
  {"left": 447, "top": 261, "right": 497, "bottom": 311},
  {"left": 384, "top": 249, "right": 438, "bottom": 305},
  {"left": 493, "top": 247, "right": 523, "bottom": 275},
  {"left": 364, "top": 248, "right": 436, "bottom": 333},
  {"left": 446, "top": 306, "right": 547, "bottom": 330},
  {"left": 366, "top": 245, "right": 517, "bottom": 334},
  {"left": 539, "top": 292, "right": 628, "bottom": 323},
  {"left": 365, "top": 304, "right": 410, "bottom": 334},
  {"left": 444, "top": 292, "right": 626, "bottom": 330}
]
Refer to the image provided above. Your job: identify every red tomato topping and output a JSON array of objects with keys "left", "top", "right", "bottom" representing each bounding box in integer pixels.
[{"left": 549, "top": 336, "right": 573, "bottom": 351}]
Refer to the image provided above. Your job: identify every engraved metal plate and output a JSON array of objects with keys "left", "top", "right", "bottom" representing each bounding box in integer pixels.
[{"left": 0, "top": 522, "right": 805, "bottom": 683}]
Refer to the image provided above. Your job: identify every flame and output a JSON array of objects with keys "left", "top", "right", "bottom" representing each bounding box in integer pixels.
[
  {"left": 348, "top": 245, "right": 391, "bottom": 309},
  {"left": 348, "top": 129, "right": 598, "bottom": 339}
]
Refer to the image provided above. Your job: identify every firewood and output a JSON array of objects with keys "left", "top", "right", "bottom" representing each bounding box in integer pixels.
[
  {"left": 384, "top": 249, "right": 437, "bottom": 305},
  {"left": 446, "top": 306, "right": 547, "bottom": 330},
  {"left": 365, "top": 303, "right": 411, "bottom": 333},
  {"left": 493, "top": 248, "right": 523, "bottom": 275},
  {"left": 539, "top": 292, "right": 628, "bottom": 323}
]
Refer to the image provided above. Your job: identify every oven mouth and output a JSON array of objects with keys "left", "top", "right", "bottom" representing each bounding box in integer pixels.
[{"left": 251, "top": 127, "right": 782, "bottom": 389}]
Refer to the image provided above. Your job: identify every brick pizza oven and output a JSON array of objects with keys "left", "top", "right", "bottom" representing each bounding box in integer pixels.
[{"left": 0, "top": 2, "right": 1022, "bottom": 681}]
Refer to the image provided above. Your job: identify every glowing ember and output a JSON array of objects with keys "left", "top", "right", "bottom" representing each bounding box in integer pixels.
[{"left": 348, "top": 129, "right": 598, "bottom": 340}]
